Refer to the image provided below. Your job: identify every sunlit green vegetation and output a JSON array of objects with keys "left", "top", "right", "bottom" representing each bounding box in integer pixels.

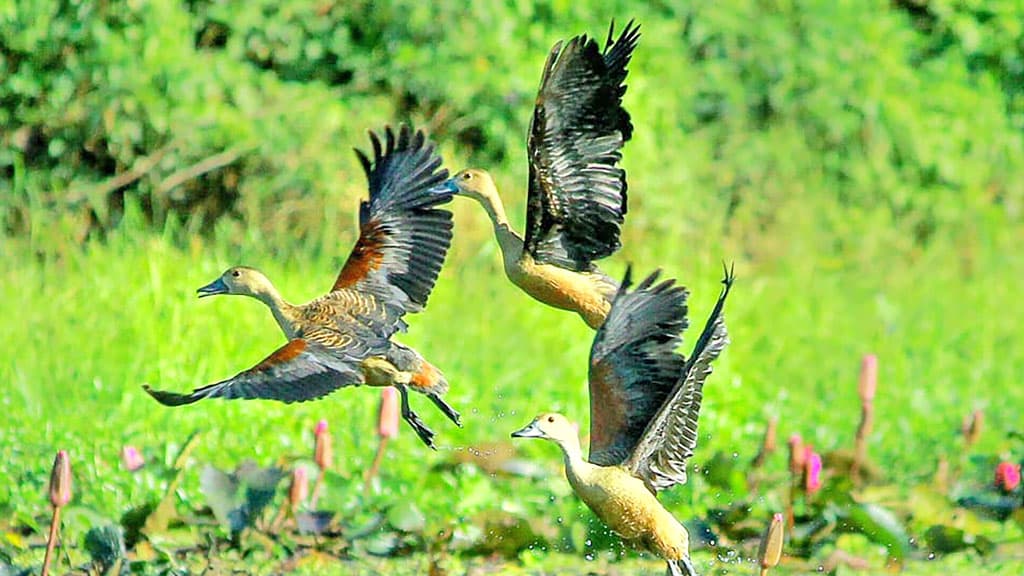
[{"left": 3, "top": 0, "right": 1023, "bottom": 573}]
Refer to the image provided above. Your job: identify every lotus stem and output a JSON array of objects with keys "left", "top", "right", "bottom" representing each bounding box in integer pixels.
[
  {"left": 364, "top": 436, "right": 389, "bottom": 491},
  {"left": 41, "top": 506, "right": 61, "bottom": 576},
  {"left": 851, "top": 355, "right": 877, "bottom": 483},
  {"left": 42, "top": 450, "right": 71, "bottom": 576}
]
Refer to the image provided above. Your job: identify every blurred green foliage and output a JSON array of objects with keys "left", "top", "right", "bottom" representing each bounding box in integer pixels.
[{"left": 2, "top": 0, "right": 1022, "bottom": 256}]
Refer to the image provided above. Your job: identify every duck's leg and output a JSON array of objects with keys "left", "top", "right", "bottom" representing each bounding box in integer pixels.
[
  {"left": 666, "top": 557, "right": 698, "bottom": 576},
  {"left": 398, "top": 384, "right": 437, "bottom": 449},
  {"left": 427, "top": 393, "right": 462, "bottom": 427}
]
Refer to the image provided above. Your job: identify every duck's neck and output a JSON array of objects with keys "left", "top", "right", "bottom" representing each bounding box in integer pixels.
[
  {"left": 476, "top": 190, "right": 524, "bottom": 269},
  {"left": 555, "top": 434, "right": 592, "bottom": 484},
  {"left": 253, "top": 282, "right": 298, "bottom": 338}
]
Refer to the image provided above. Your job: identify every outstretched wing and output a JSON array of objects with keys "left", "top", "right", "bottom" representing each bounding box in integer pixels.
[
  {"left": 625, "top": 264, "right": 735, "bottom": 492},
  {"left": 333, "top": 125, "right": 453, "bottom": 314},
  {"left": 587, "top": 266, "right": 689, "bottom": 466},
  {"left": 143, "top": 327, "right": 386, "bottom": 405},
  {"left": 524, "top": 20, "right": 640, "bottom": 271}
]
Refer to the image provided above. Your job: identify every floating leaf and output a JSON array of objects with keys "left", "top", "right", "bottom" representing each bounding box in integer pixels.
[
  {"left": 387, "top": 501, "right": 426, "bottom": 533},
  {"left": 957, "top": 494, "right": 1021, "bottom": 521},
  {"left": 923, "top": 525, "right": 995, "bottom": 556},
  {"left": 200, "top": 461, "right": 286, "bottom": 535},
  {"left": 200, "top": 465, "right": 244, "bottom": 533},
  {"left": 83, "top": 524, "right": 126, "bottom": 572},
  {"left": 236, "top": 461, "right": 287, "bottom": 520},
  {"left": 363, "top": 531, "right": 400, "bottom": 556},
  {"left": 469, "top": 510, "right": 550, "bottom": 558},
  {"left": 296, "top": 511, "right": 335, "bottom": 535},
  {"left": 836, "top": 502, "right": 909, "bottom": 561}
]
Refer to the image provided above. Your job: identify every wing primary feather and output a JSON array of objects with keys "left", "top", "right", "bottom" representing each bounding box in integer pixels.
[
  {"left": 587, "top": 267, "right": 689, "bottom": 467},
  {"left": 624, "top": 264, "right": 735, "bottom": 491},
  {"left": 333, "top": 125, "right": 453, "bottom": 315}
]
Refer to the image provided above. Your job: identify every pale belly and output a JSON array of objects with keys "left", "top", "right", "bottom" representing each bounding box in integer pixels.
[
  {"left": 507, "top": 258, "right": 614, "bottom": 328},
  {"left": 570, "top": 468, "right": 688, "bottom": 559}
]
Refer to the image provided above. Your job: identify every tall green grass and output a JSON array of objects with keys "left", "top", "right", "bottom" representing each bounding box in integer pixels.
[{"left": 2, "top": 192, "right": 1022, "bottom": 573}]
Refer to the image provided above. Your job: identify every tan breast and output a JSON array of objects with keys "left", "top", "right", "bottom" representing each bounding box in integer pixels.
[
  {"left": 568, "top": 465, "right": 689, "bottom": 560},
  {"left": 509, "top": 255, "right": 613, "bottom": 328}
]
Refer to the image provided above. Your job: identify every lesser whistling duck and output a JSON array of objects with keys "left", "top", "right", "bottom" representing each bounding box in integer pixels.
[
  {"left": 144, "top": 125, "right": 460, "bottom": 449},
  {"left": 512, "top": 264, "right": 734, "bottom": 575},
  {"left": 445, "top": 21, "right": 640, "bottom": 329}
]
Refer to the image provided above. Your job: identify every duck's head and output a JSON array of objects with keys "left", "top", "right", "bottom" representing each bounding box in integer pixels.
[
  {"left": 447, "top": 168, "right": 499, "bottom": 204},
  {"left": 197, "top": 266, "right": 273, "bottom": 299},
  {"left": 511, "top": 413, "right": 576, "bottom": 444}
]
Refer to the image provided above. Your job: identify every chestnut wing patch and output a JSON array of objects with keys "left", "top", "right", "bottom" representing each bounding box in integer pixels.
[
  {"left": 587, "top": 267, "right": 688, "bottom": 467},
  {"left": 524, "top": 21, "right": 639, "bottom": 271},
  {"left": 144, "top": 328, "right": 388, "bottom": 406},
  {"left": 333, "top": 125, "right": 453, "bottom": 315}
]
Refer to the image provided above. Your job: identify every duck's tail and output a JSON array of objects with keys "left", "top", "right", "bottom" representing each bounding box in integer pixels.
[
  {"left": 387, "top": 342, "right": 461, "bottom": 426},
  {"left": 666, "top": 557, "right": 698, "bottom": 576}
]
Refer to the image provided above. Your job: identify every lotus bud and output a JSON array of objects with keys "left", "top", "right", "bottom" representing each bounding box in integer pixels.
[
  {"left": 314, "top": 419, "right": 333, "bottom": 471},
  {"left": 43, "top": 450, "right": 72, "bottom": 576},
  {"left": 961, "top": 409, "right": 983, "bottom": 447},
  {"left": 803, "top": 448, "right": 823, "bottom": 495},
  {"left": 378, "top": 387, "right": 400, "bottom": 439},
  {"left": 787, "top": 434, "right": 805, "bottom": 474},
  {"left": 758, "top": 512, "right": 785, "bottom": 573},
  {"left": 995, "top": 462, "right": 1021, "bottom": 493},
  {"left": 763, "top": 417, "right": 778, "bottom": 454},
  {"left": 858, "top": 354, "right": 878, "bottom": 403},
  {"left": 121, "top": 445, "right": 144, "bottom": 472},
  {"left": 289, "top": 467, "right": 309, "bottom": 509},
  {"left": 48, "top": 450, "right": 72, "bottom": 507}
]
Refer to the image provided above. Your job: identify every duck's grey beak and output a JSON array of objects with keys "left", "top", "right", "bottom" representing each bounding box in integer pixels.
[
  {"left": 431, "top": 178, "right": 459, "bottom": 195},
  {"left": 197, "top": 277, "right": 229, "bottom": 298},
  {"left": 511, "top": 420, "right": 544, "bottom": 439}
]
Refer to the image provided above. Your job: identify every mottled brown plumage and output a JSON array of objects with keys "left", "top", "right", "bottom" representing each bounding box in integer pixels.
[
  {"left": 144, "top": 125, "right": 460, "bottom": 449},
  {"left": 448, "top": 20, "right": 639, "bottom": 329},
  {"left": 512, "top": 265, "right": 734, "bottom": 575}
]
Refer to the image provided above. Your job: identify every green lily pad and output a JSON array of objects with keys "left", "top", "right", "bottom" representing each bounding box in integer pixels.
[
  {"left": 837, "top": 502, "right": 910, "bottom": 561},
  {"left": 387, "top": 501, "right": 426, "bottom": 533},
  {"left": 83, "top": 524, "right": 126, "bottom": 572}
]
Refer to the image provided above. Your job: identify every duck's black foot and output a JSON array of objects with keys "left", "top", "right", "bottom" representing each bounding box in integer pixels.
[
  {"left": 398, "top": 385, "right": 437, "bottom": 449},
  {"left": 428, "top": 393, "right": 462, "bottom": 427},
  {"left": 666, "top": 557, "right": 698, "bottom": 576}
]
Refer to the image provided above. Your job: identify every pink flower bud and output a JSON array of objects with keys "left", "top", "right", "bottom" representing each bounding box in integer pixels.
[
  {"left": 378, "top": 387, "right": 400, "bottom": 439},
  {"left": 121, "top": 445, "right": 144, "bottom": 472},
  {"left": 804, "top": 449, "right": 823, "bottom": 495},
  {"left": 48, "top": 450, "right": 72, "bottom": 507},
  {"left": 758, "top": 512, "right": 785, "bottom": 569},
  {"left": 289, "top": 467, "right": 309, "bottom": 508},
  {"left": 314, "top": 420, "right": 333, "bottom": 471},
  {"left": 858, "top": 354, "right": 878, "bottom": 403},
  {"left": 787, "top": 434, "right": 805, "bottom": 474},
  {"left": 995, "top": 461, "right": 1021, "bottom": 493}
]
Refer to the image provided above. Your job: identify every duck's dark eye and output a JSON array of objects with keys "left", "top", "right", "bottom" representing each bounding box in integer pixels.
[
  {"left": 462, "top": 172, "right": 472, "bottom": 180},
  {"left": 231, "top": 270, "right": 241, "bottom": 278},
  {"left": 547, "top": 416, "right": 555, "bottom": 423}
]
